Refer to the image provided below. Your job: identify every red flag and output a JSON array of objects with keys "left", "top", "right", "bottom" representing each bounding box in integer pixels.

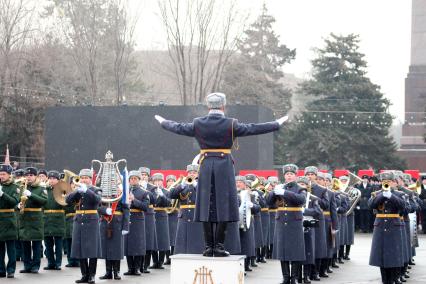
[{"left": 4, "top": 145, "right": 10, "bottom": 165}]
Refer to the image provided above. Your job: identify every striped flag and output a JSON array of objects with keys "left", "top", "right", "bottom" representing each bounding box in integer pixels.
[
  {"left": 4, "top": 144, "right": 10, "bottom": 165},
  {"left": 121, "top": 167, "right": 130, "bottom": 205}
]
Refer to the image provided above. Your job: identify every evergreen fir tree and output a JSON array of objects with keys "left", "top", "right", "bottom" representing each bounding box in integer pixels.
[{"left": 280, "top": 33, "right": 406, "bottom": 170}]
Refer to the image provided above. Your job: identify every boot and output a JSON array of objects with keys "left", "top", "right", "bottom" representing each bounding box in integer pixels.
[
  {"left": 331, "top": 257, "right": 339, "bottom": 268},
  {"left": 269, "top": 244, "right": 273, "bottom": 259},
  {"left": 343, "top": 245, "right": 351, "bottom": 260},
  {"left": 338, "top": 246, "right": 345, "bottom": 263},
  {"left": 88, "top": 258, "right": 97, "bottom": 284},
  {"left": 380, "top": 268, "right": 387, "bottom": 284},
  {"left": 124, "top": 256, "right": 134, "bottom": 275},
  {"left": 250, "top": 257, "right": 258, "bottom": 267},
  {"left": 76, "top": 259, "right": 89, "bottom": 283},
  {"left": 142, "top": 252, "right": 151, "bottom": 273},
  {"left": 202, "top": 222, "right": 214, "bottom": 257},
  {"left": 310, "top": 260, "right": 320, "bottom": 281},
  {"left": 244, "top": 258, "right": 252, "bottom": 272},
  {"left": 319, "top": 259, "right": 328, "bottom": 278},
  {"left": 149, "top": 251, "right": 159, "bottom": 269},
  {"left": 213, "top": 222, "right": 229, "bottom": 257},
  {"left": 99, "top": 260, "right": 112, "bottom": 280},
  {"left": 260, "top": 246, "right": 267, "bottom": 263},
  {"left": 157, "top": 251, "right": 165, "bottom": 269},
  {"left": 326, "top": 258, "right": 333, "bottom": 273},
  {"left": 280, "top": 261, "right": 290, "bottom": 284},
  {"left": 132, "top": 256, "right": 141, "bottom": 276},
  {"left": 164, "top": 250, "right": 171, "bottom": 265},
  {"left": 290, "top": 262, "right": 300, "bottom": 284},
  {"left": 303, "top": 265, "right": 311, "bottom": 284},
  {"left": 113, "top": 261, "right": 121, "bottom": 280}
]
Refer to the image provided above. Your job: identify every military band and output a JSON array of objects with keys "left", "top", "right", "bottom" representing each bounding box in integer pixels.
[{"left": 0, "top": 94, "right": 423, "bottom": 283}]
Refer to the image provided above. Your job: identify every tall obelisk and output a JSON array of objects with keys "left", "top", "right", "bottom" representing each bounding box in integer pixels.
[{"left": 400, "top": 0, "right": 426, "bottom": 170}]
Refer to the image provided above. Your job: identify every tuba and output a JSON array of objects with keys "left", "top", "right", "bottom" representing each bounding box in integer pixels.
[
  {"left": 53, "top": 170, "right": 79, "bottom": 206},
  {"left": 239, "top": 189, "right": 252, "bottom": 231}
]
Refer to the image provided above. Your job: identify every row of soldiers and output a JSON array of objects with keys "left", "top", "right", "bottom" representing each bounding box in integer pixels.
[{"left": 0, "top": 162, "right": 421, "bottom": 284}]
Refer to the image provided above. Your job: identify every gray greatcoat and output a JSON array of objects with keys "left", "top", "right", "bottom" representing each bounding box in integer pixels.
[
  {"left": 144, "top": 184, "right": 158, "bottom": 251},
  {"left": 267, "top": 182, "right": 306, "bottom": 261},
  {"left": 150, "top": 187, "right": 171, "bottom": 251},
  {"left": 124, "top": 185, "right": 150, "bottom": 256},
  {"left": 98, "top": 201, "right": 130, "bottom": 260},
  {"left": 170, "top": 184, "right": 204, "bottom": 254},
  {"left": 160, "top": 115, "right": 279, "bottom": 222},
  {"left": 311, "top": 184, "right": 329, "bottom": 259},
  {"left": 66, "top": 187, "right": 102, "bottom": 259},
  {"left": 368, "top": 190, "right": 405, "bottom": 268}
]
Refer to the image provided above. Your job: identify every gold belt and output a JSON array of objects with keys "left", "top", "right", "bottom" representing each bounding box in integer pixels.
[
  {"left": 130, "top": 209, "right": 142, "bottom": 213},
  {"left": 154, "top": 208, "right": 167, "bottom": 211},
  {"left": 76, "top": 210, "right": 98, "bottom": 215},
  {"left": 0, "top": 209, "right": 15, "bottom": 213},
  {"left": 199, "top": 149, "right": 232, "bottom": 164},
  {"left": 180, "top": 205, "right": 196, "bottom": 209},
  {"left": 24, "top": 208, "right": 42, "bottom": 212},
  {"left": 148, "top": 205, "right": 154, "bottom": 209},
  {"left": 376, "top": 214, "right": 400, "bottom": 218},
  {"left": 269, "top": 209, "right": 277, "bottom": 213},
  {"left": 261, "top": 208, "right": 269, "bottom": 212},
  {"left": 113, "top": 211, "right": 123, "bottom": 216},
  {"left": 323, "top": 211, "right": 330, "bottom": 216},
  {"left": 44, "top": 210, "right": 65, "bottom": 214},
  {"left": 277, "top": 207, "right": 303, "bottom": 212},
  {"left": 66, "top": 213, "right": 76, "bottom": 217}
]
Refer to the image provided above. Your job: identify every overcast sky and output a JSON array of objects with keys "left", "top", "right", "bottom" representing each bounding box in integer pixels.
[{"left": 135, "top": 0, "right": 412, "bottom": 123}]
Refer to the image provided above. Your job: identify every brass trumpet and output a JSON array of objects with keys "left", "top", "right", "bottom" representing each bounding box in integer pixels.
[
  {"left": 408, "top": 180, "right": 421, "bottom": 195},
  {"left": 382, "top": 181, "right": 391, "bottom": 191}
]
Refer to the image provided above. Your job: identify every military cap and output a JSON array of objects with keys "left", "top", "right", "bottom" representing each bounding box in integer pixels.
[
  {"left": 152, "top": 173, "right": 164, "bottom": 181},
  {"left": 166, "top": 175, "right": 177, "bottom": 182},
  {"left": 324, "top": 173, "right": 332, "bottom": 181},
  {"left": 283, "top": 164, "right": 298, "bottom": 174},
  {"left": 244, "top": 180, "right": 252, "bottom": 187},
  {"left": 187, "top": 164, "right": 199, "bottom": 172},
  {"left": 378, "top": 172, "right": 395, "bottom": 181},
  {"left": 48, "top": 170, "right": 61, "bottom": 180},
  {"left": 297, "top": 176, "right": 310, "bottom": 185},
  {"left": 139, "top": 167, "right": 151, "bottom": 175},
  {"left": 267, "top": 176, "right": 279, "bottom": 183},
  {"left": 25, "top": 167, "right": 38, "bottom": 176},
  {"left": 206, "top": 92, "right": 226, "bottom": 109},
  {"left": 304, "top": 166, "right": 318, "bottom": 175},
  {"left": 259, "top": 176, "right": 267, "bottom": 185},
  {"left": 361, "top": 175, "right": 370, "bottom": 180},
  {"left": 13, "top": 169, "right": 25, "bottom": 177},
  {"left": 245, "top": 174, "right": 257, "bottom": 182},
  {"left": 317, "top": 172, "right": 325, "bottom": 179},
  {"left": 79, "top": 169, "right": 93, "bottom": 178},
  {"left": 129, "top": 170, "right": 141, "bottom": 179},
  {"left": 38, "top": 169, "right": 48, "bottom": 176},
  {"left": 339, "top": 175, "right": 349, "bottom": 181},
  {"left": 235, "top": 175, "right": 246, "bottom": 182},
  {"left": 0, "top": 164, "right": 13, "bottom": 174}
]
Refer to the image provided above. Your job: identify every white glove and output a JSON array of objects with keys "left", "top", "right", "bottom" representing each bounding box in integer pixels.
[
  {"left": 181, "top": 180, "right": 187, "bottom": 187},
  {"left": 23, "top": 189, "right": 32, "bottom": 197},
  {"left": 106, "top": 208, "right": 113, "bottom": 215},
  {"left": 156, "top": 188, "right": 164, "bottom": 196},
  {"left": 17, "top": 203, "right": 21, "bottom": 209},
  {"left": 193, "top": 181, "right": 198, "bottom": 188},
  {"left": 273, "top": 185, "right": 285, "bottom": 196},
  {"left": 248, "top": 201, "right": 254, "bottom": 208},
  {"left": 122, "top": 230, "right": 129, "bottom": 235},
  {"left": 251, "top": 191, "right": 259, "bottom": 198},
  {"left": 276, "top": 115, "right": 289, "bottom": 125},
  {"left": 77, "top": 184, "right": 87, "bottom": 193},
  {"left": 0, "top": 186, "right": 3, "bottom": 197},
  {"left": 382, "top": 191, "right": 392, "bottom": 199},
  {"left": 154, "top": 115, "right": 165, "bottom": 124}
]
